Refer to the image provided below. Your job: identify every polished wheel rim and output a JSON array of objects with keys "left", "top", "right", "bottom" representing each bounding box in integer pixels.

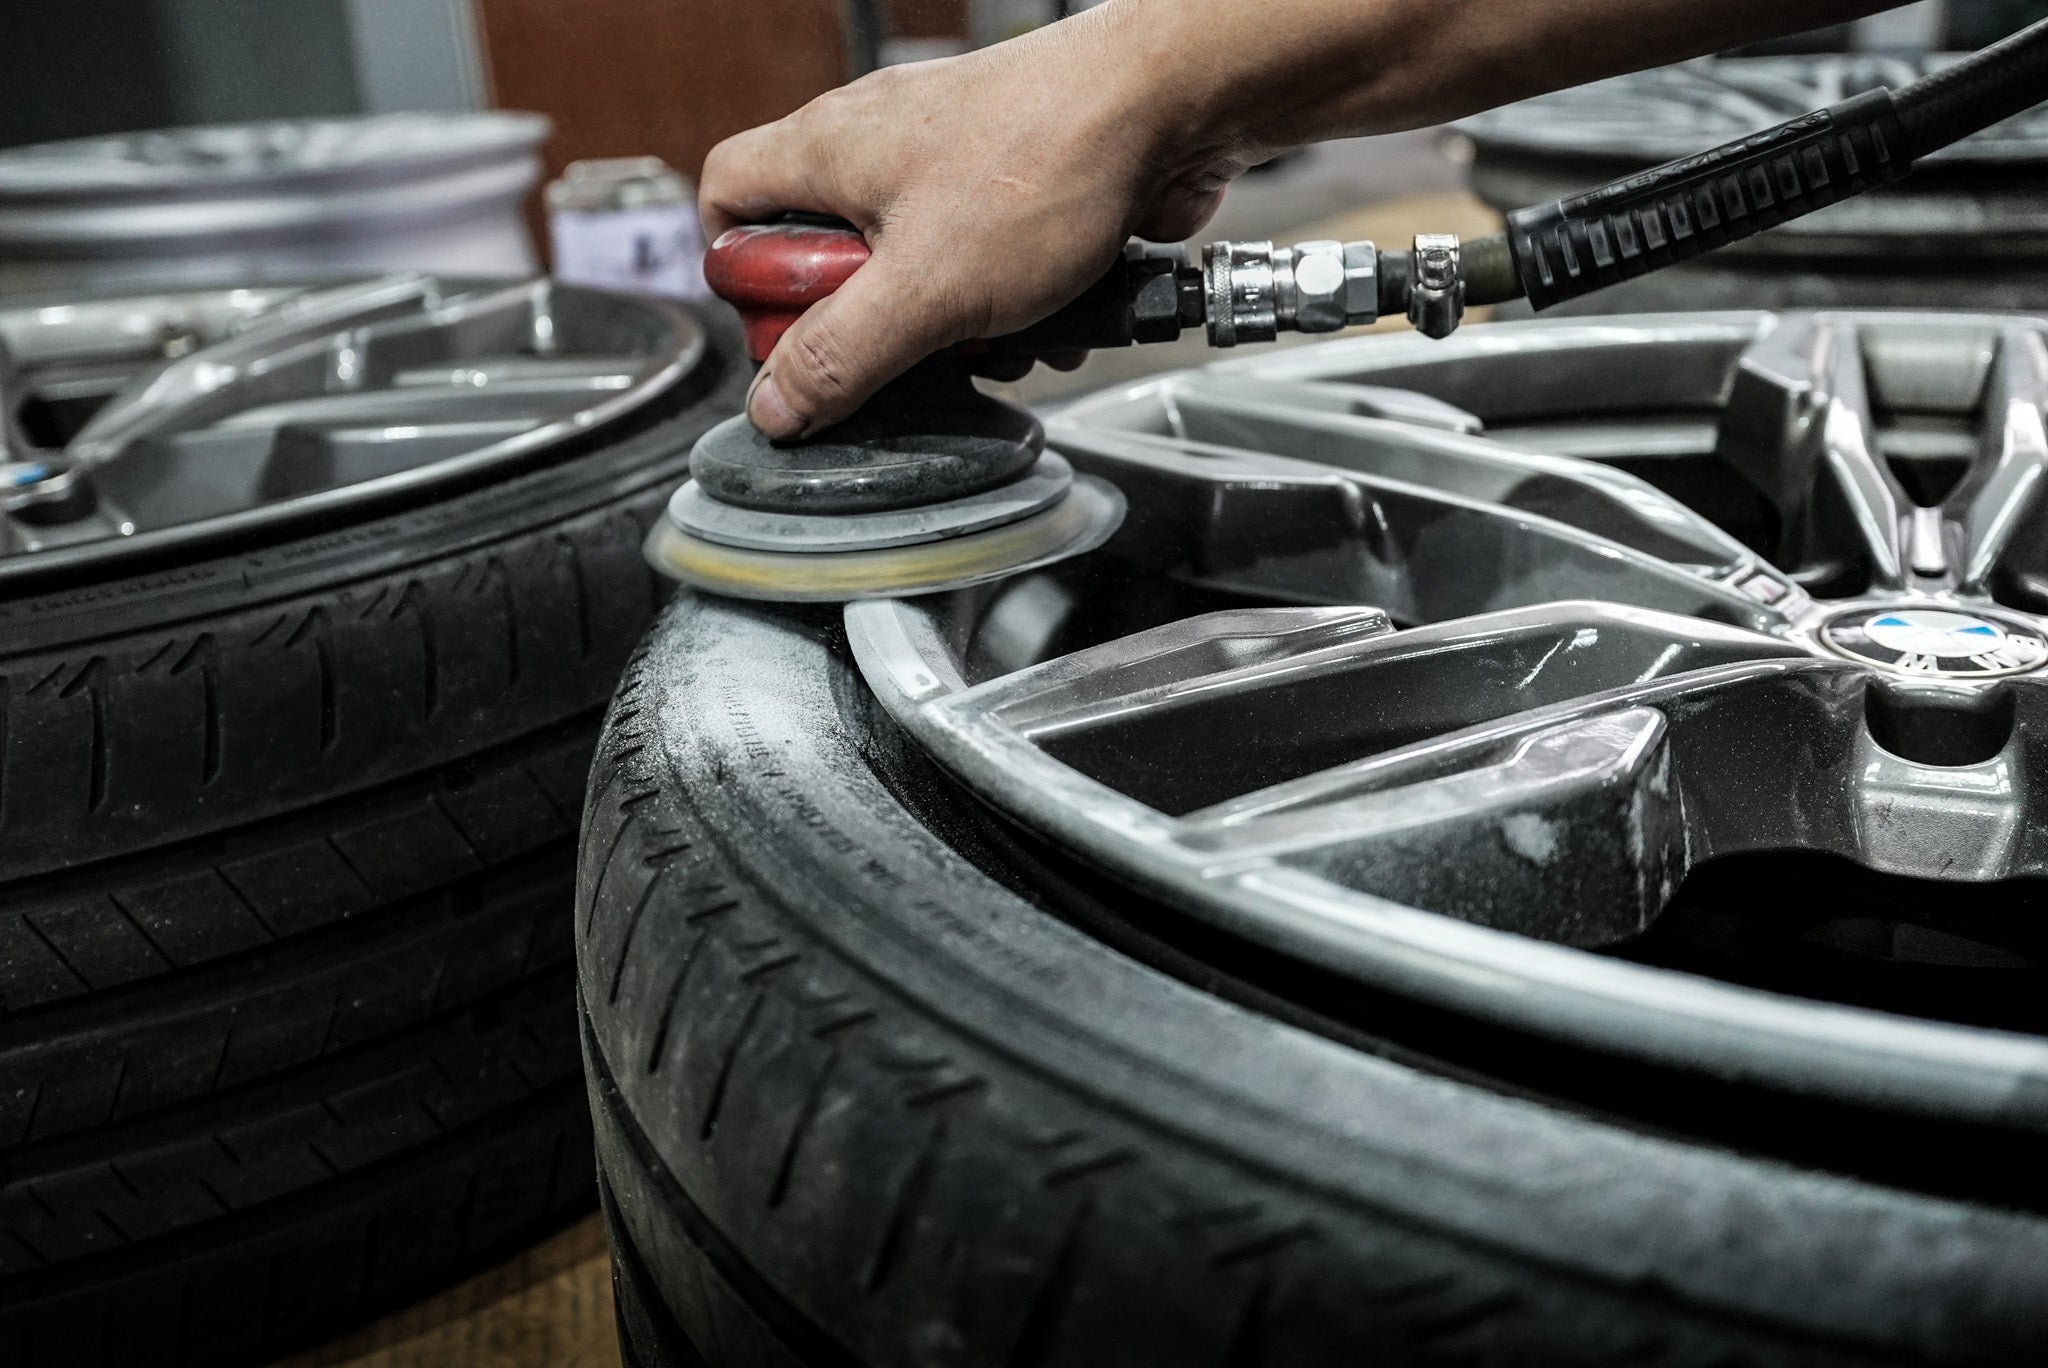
[
  {"left": 848, "top": 310, "right": 2048, "bottom": 1122},
  {"left": 0, "top": 113, "right": 549, "bottom": 194},
  {"left": 0, "top": 275, "right": 704, "bottom": 575}
]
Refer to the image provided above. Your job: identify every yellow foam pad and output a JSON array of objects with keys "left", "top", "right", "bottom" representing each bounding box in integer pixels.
[{"left": 644, "top": 479, "right": 1123, "bottom": 602}]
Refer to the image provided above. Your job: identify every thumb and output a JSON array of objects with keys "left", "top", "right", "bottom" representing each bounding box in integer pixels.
[
  {"left": 1134, "top": 182, "right": 1227, "bottom": 244},
  {"left": 748, "top": 248, "right": 967, "bottom": 440}
]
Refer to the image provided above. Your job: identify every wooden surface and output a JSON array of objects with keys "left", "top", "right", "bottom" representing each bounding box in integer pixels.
[
  {"left": 886, "top": 0, "right": 969, "bottom": 40},
  {"left": 473, "top": 0, "right": 850, "bottom": 185},
  {"left": 278, "top": 1217, "right": 618, "bottom": 1368}
]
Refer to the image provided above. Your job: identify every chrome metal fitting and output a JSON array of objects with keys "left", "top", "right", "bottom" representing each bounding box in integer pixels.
[
  {"left": 1206, "top": 238, "right": 1380, "bottom": 346},
  {"left": 1339, "top": 240, "right": 1380, "bottom": 327},
  {"left": 1407, "top": 233, "right": 1465, "bottom": 339},
  {"left": 1277, "top": 239, "right": 1380, "bottom": 333},
  {"left": 1204, "top": 240, "right": 1276, "bottom": 347}
]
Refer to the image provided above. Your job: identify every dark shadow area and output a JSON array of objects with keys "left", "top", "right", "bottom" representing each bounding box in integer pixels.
[
  {"left": 1865, "top": 680, "right": 2016, "bottom": 766},
  {"left": 1619, "top": 849, "right": 2048, "bottom": 1033}
]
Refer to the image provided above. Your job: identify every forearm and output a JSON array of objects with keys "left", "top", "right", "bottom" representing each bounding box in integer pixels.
[{"left": 1093, "top": 0, "right": 1891, "bottom": 185}]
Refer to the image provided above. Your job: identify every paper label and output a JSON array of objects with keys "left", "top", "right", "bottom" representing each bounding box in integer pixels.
[{"left": 549, "top": 205, "right": 708, "bottom": 299}]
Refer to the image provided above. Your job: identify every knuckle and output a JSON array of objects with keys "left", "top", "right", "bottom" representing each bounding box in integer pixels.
[
  {"left": 793, "top": 330, "right": 856, "bottom": 404},
  {"left": 780, "top": 322, "right": 858, "bottom": 411}
]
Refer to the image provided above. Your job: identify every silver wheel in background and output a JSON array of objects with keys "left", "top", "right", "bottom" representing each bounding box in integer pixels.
[
  {"left": 0, "top": 275, "right": 704, "bottom": 580},
  {"left": 0, "top": 113, "right": 549, "bottom": 294}
]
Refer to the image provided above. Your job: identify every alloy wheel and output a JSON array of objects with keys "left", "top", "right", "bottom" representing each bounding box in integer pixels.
[{"left": 849, "top": 310, "right": 2048, "bottom": 1123}]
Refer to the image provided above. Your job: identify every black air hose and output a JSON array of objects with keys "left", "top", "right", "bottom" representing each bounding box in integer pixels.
[
  {"left": 1461, "top": 19, "right": 2048, "bottom": 313},
  {"left": 1893, "top": 18, "right": 2048, "bottom": 157}
]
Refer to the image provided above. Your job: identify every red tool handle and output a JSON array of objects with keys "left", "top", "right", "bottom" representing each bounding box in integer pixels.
[
  {"left": 703, "top": 221, "right": 872, "bottom": 362},
  {"left": 703, "top": 217, "right": 1183, "bottom": 363}
]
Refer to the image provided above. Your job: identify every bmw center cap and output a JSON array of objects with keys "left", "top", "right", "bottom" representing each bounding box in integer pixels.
[{"left": 1822, "top": 605, "right": 2048, "bottom": 679}]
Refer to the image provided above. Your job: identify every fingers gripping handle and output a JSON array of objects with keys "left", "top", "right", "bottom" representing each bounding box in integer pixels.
[
  {"left": 703, "top": 219, "right": 1198, "bottom": 364},
  {"left": 703, "top": 222, "right": 873, "bottom": 362}
]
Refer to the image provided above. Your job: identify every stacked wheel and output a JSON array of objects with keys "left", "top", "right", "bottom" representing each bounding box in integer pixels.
[{"left": 0, "top": 280, "right": 744, "bottom": 1366}]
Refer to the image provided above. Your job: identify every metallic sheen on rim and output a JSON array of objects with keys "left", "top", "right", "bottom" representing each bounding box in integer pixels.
[
  {"left": 0, "top": 275, "right": 704, "bottom": 577},
  {"left": 847, "top": 310, "right": 2048, "bottom": 1126},
  {"left": 0, "top": 115, "right": 551, "bottom": 294}
]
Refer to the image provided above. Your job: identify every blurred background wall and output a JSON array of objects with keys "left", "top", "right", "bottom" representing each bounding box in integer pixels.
[
  {"left": 474, "top": 0, "right": 848, "bottom": 198},
  {"left": 2, "top": 0, "right": 2042, "bottom": 244},
  {"left": 0, "top": 0, "right": 486, "bottom": 146},
  {"left": 11, "top": 1, "right": 2044, "bottom": 161}
]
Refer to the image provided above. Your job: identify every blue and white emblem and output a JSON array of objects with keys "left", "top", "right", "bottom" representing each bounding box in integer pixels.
[{"left": 1823, "top": 606, "right": 2048, "bottom": 679}]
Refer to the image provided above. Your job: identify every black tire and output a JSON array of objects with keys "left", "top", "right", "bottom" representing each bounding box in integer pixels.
[
  {"left": 0, "top": 304, "right": 747, "bottom": 1367},
  {"left": 579, "top": 592, "right": 2048, "bottom": 1368}
]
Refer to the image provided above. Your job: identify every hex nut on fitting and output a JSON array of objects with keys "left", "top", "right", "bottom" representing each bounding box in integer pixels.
[
  {"left": 1341, "top": 240, "right": 1379, "bottom": 326},
  {"left": 1288, "top": 240, "right": 1348, "bottom": 333},
  {"left": 1407, "top": 233, "right": 1465, "bottom": 340}
]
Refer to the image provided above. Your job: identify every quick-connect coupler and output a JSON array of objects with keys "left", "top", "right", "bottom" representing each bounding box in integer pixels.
[
  {"left": 1198, "top": 234, "right": 1474, "bottom": 344},
  {"left": 1201, "top": 238, "right": 1382, "bottom": 346}
]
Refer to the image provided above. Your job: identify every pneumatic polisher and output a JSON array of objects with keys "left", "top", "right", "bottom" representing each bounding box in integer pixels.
[{"left": 646, "top": 219, "right": 1492, "bottom": 601}]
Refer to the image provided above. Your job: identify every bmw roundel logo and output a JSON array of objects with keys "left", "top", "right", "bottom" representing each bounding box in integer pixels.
[{"left": 1822, "top": 606, "right": 2048, "bottom": 679}]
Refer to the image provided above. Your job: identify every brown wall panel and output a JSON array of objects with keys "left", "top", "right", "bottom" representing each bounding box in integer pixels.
[
  {"left": 886, "top": 0, "right": 968, "bottom": 40},
  {"left": 474, "top": 0, "right": 850, "bottom": 189}
]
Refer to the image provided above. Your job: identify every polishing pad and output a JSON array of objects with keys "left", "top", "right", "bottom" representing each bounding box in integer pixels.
[
  {"left": 667, "top": 449, "right": 1077, "bottom": 552},
  {"left": 645, "top": 472, "right": 1124, "bottom": 602}
]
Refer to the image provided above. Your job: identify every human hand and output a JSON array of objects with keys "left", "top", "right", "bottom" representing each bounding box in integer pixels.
[{"left": 699, "top": 6, "right": 1247, "bottom": 439}]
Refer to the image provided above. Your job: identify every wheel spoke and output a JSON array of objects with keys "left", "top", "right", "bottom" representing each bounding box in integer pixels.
[
  {"left": 1951, "top": 326, "right": 2048, "bottom": 594},
  {"left": 66, "top": 276, "right": 447, "bottom": 467},
  {"left": 1163, "top": 377, "right": 1758, "bottom": 570},
  {"left": 1184, "top": 374, "right": 1485, "bottom": 434},
  {"left": 208, "top": 386, "right": 607, "bottom": 431},
  {"left": 1715, "top": 315, "right": 1908, "bottom": 589},
  {"left": 1838, "top": 671, "right": 2048, "bottom": 882},
  {"left": 940, "top": 599, "right": 1799, "bottom": 816},
  {"left": 1047, "top": 418, "right": 1802, "bottom": 631},
  {"left": 1180, "top": 706, "right": 1682, "bottom": 945},
  {"left": 853, "top": 596, "right": 1836, "bottom": 944}
]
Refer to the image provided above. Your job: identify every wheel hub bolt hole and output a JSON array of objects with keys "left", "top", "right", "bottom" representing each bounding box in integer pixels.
[{"left": 1863, "top": 681, "right": 2015, "bottom": 767}]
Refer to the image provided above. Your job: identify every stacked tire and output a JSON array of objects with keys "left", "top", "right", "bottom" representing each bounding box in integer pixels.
[{"left": 0, "top": 301, "right": 743, "bottom": 1366}]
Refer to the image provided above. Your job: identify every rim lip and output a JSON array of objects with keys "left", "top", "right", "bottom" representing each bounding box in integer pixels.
[
  {"left": 0, "top": 283, "right": 312, "bottom": 366},
  {"left": 1454, "top": 54, "right": 2048, "bottom": 167},
  {"left": 0, "top": 113, "right": 552, "bottom": 198},
  {"left": 845, "top": 310, "right": 2048, "bottom": 1128},
  {"left": 1, "top": 280, "right": 706, "bottom": 590}
]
